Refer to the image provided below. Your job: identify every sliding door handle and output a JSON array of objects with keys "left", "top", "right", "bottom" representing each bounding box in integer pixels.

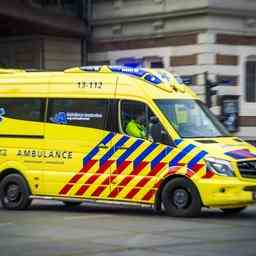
[{"left": 98, "top": 144, "right": 109, "bottom": 149}]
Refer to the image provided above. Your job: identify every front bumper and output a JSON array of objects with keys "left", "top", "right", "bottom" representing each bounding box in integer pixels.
[{"left": 197, "top": 177, "right": 256, "bottom": 208}]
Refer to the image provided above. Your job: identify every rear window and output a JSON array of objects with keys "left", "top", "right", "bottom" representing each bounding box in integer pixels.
[{"left": 0, "top": 98, "right": 45, "bottom": 122}]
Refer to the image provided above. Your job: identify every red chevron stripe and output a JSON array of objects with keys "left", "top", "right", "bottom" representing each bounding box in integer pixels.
[
  {"left": 135, "top": 177, "right": 151, "bottom": 187},
  {"left": 164, "top": 166, "right": 183, "bottom": 177},
  {"left": 107, "top": 162, "right": 152, "bottom": 199},
  {"left": 89, "top": 161, "right": 132, "bottom": 197},
  {"left": 113, "top": 161, "right": 131, "bottom": 174},
  {"left": 59, "top": 184, "right": 73, "bottom": 195},
  {"left": 91, "top": 185, "right": 107, "bottom": 197},
  {"left": 84, "top": 174, "right": 99, "bottom": 185},
  {"left": 123, "top": 177, "right": 152, "bottom": 199},
  {"left": 147, "top": 162, "right": 166, "bottom": 176},
  {"left": 107, "top": 176, "right": 133, "bottom": 198},
  {"left": 142, "top": 189, "right": 155, "bottom": 201},
  {"left": 59, "top": 159, "right": 97, "bottom": 195},
  {"left": 202, "top": 170, "right": 215, "bottom": 179},
  {"left": 119, "top": 176, "right": 133, "bottom": 186},
  {"left": 97, "top": 160, "right": 115, "bottom": 173},
  {"left": 69, "top": 173, "right": 83, "bottom": 184},
  {"left": 186, "top": 164, "right": 204, "bottom": 177},
  {"left": 75, "top": 160, "right": 114, "bottom": 196},
  {"left": 130, "top": 161, "right": 148, "bottom": 176},
  {"left": 153, "top": 181, "right": 161, "bottom": 189},
  {"left": 75, "top": 185, "right": 90, "bottom": 196},
  {"left": 109, "top": 187, "right": 119, "bottom": 198},
  {"left": 80, "top": 160, "right": 98, "bottom": 173},
  {"left": 91, "top": 161, "right": 132, "bottom": 198},
  {"left": 125, "top": 188, "right": 140, "bottom": 199}
]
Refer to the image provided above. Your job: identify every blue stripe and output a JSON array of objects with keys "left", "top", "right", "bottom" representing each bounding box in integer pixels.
[
  {"left": 169, "top": 144, "right": 196, "bottom": 167},
  {"left": 83, "top": 132, "right": 115, "bottom": 166},
  {"left": 174, "top": 139, "right": 183, "bottom": 146},
  {"left": 151, "top": 146, "right": 173, "bottom": 169},
  {"left": 117, "top": 139, "right": 144, "bottom": 166},
  {"left": 187, "top": 150, "right": 208, "bottom": 169},
  {"left": 100, "top": 135, "right": 129, "bottom": 166},
  {"left": 134, "top": 143, "right": 159, "bottom": 168}
]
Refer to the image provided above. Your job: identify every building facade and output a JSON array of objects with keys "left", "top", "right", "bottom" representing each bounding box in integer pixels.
[
  {"left": 1, "top": 0, "right": 255, "bottom": 138},
  {"left": 89, "top": 0, "right": 256, "bottom": 139},
  {"left": 0, "top": 0, "right": 89, "bottom": 70}
]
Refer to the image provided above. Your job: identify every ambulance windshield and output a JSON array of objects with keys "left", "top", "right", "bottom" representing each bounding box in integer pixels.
[{"left": 155, "top": 99, "right": 230, "bottom": 138}]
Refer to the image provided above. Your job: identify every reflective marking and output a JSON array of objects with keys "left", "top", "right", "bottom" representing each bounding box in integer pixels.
[
  {"left": 187, "top": 150, "right": 207, "bottom": 170},
  {"left": 169, "top": 144, "right": 196, "bottom": 167},
  {"left": 151, "top": 147, "right": 172, "bottom": 169},
  {"left": 83, "top": 132, "right": 115, "bottom": 166},
  {"left": 134, "top": 143, "right": 158, "bottom": 168},
  {"left": 100, "top": 135, "right": 129, "bottom": 166},
  {"left": 117, "top": 139, "right": 144, "bottom": 166},
  {"left": 142, "top": 189, "right": 155, "bottom": 201}
]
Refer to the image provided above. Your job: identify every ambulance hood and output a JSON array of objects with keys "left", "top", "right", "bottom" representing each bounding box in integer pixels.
[{"left": 185, "top": 137, "right": 256, "bottom": 161}]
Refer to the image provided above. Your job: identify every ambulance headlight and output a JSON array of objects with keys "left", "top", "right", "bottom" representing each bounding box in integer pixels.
[{"left": 205, "top": 157, "right": 235, "bottom": 177}]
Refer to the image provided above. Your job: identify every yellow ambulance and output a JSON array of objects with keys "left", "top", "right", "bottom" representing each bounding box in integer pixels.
[{"left": 0, "top": 66, "right": 255, "bottom": 217}]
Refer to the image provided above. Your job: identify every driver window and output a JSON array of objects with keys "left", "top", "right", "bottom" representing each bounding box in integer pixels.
[{"left": 120, "top": 100, "right": 172, "bottom": 145}]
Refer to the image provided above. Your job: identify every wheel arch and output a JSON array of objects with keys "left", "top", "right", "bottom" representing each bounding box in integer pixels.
[
  {"left": 0, "top": 168, "right": 32, "bottom": 194},
  {"left": 154, "top": 174, "right": 203, "bottom": 212}
]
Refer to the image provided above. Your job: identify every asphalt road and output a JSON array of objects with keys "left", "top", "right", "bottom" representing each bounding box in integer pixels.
[{"left": 0, "top": 200, "right": 255, "bottom": 256}]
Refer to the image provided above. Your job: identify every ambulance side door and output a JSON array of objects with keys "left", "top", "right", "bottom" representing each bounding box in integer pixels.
[{"left": 44, "top": 97, "right": 113, "bottom": 198}]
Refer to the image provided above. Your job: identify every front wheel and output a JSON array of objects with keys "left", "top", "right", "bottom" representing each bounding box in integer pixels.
[
  {"left": 0, "top": 174, "right": 32, "bottom": 210},
  {"left": 162, "top": 177, "right": 202, "bottom": 217},
  {"left": 221, "top": 207, "right": 247, "bottom": 215}
]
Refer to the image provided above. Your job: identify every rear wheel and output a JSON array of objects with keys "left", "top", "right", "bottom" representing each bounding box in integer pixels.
[
  {"left": 221, "top": 207, "right": 247, "bottom": 215},
  {"left": 0, "top": 174, "right": 31, "bottom": 210},
  {"left": 162, "top": 177, "right": 202, "bottom": 217}
]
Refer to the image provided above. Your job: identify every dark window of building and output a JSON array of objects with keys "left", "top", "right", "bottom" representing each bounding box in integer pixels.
[
  {"left": 0, "top": 98, "right": 45, "bottom": 122},
  {"left": 246, "top": 60, "right": 256, "bottom": 102},
  {"left": 48, "top": 98, "right": 109, "bottom": 129},
  {"left": 150, "top": 61, "right": 164, "bottom": 68}
]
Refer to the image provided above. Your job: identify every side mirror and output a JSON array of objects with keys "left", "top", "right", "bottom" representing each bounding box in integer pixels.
[{"left": 161, "top": 131, "right": 175, "bottom": 147}]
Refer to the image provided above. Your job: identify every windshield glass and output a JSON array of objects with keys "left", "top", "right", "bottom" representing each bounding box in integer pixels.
[{"left": 155, "top": 99, "right": 230, "bottom": 138}]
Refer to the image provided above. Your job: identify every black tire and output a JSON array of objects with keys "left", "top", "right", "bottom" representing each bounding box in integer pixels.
[
  {"left": 0, "top": 174, "right": 32, "bottom": 210},
  {"left": 62, "top": 201, "right": 82, "bottom": 207},
  {"left": 221, "top": 207, "right": 247, "bottom": 215},
  {"left": 162, "top": 177, "right": 202, "bottom": 217}
]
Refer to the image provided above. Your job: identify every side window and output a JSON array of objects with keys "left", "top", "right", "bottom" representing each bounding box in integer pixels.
[
  {"left": 48, "top": 98, "right": 109, "bottom": 129},
  {"left": 0, "top": 98, "right": 44, "bottom": 122},
  {"left": 120, "top": 100, "right": 172, "bottom": 145}
]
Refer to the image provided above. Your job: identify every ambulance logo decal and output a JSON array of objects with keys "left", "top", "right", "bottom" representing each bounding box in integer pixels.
[{"left": 50, "top": 112, "right": 68, "bottom": 124}]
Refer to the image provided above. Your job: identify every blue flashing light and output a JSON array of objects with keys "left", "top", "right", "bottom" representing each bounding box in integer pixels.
[
  {"left": 144, "top": 74, "right": 162, "bottom": 85},
  {"left": 109, "top": 66, "right": 147, "bottom": 77}
]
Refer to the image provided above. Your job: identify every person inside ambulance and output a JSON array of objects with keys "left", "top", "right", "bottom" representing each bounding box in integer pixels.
[
  {"left": 125, "top": 111, "right": 147, "bottom": 139},
  {"left": 122, "top": 100, "right": 171, "bottom": 144}
]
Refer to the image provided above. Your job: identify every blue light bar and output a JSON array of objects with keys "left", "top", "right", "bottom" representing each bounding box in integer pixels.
[{"left": 109, "top": 66, "right": 146, "bottom": 77}]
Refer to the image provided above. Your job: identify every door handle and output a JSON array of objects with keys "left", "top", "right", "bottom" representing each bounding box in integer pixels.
[
  {"left": 118, "top": 146, "right": 129, "bottom": 150},
  {"left": 98, "top": 144, "right": 109, "bottom": 149}
]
